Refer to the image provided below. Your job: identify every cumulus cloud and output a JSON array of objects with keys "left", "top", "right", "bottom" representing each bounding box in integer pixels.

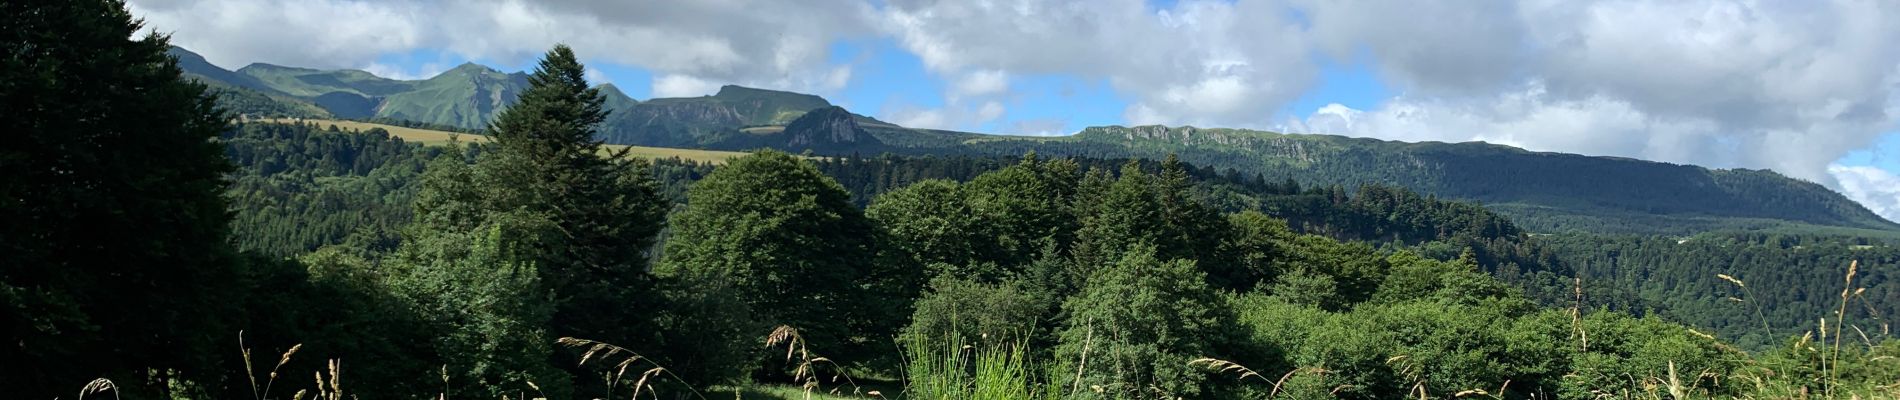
[
  {"left": 129, "top": 0, "right": 871, "bottom": 96},
  {"left": 1286, "top": 0, "right": 1900, "bottom": 188},
  {"left": 1830, "top": 165, "right": 1900, "bottom": 222},
  {"left": 879, "top": 0, "right": 1314, "bottom": 129},
  {"left": 1008, "top": 118, "right": 1071, "bottom": 136},
  {"left": 883, "top": 100, "right": 1007, "bottom": 131}
]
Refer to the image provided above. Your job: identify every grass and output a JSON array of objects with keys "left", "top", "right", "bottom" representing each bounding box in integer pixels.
[
  {"left": 253, "top": 118, "right": 756, "bottom": 164},
  {"left": 716, "top": 384, "right": 868, "bottom": 400}
]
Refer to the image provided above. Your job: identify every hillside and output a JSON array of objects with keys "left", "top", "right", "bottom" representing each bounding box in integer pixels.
[
  {"left": 254, "top": 118, "right": 755, "bottom": 164},
  {"left": 170, "top": 47, "right": 1898, "bottom": 237},
  {"left": 1045, "top": 125, "right": 1900, "bottom": 235},
  {"left": 597, "top": 84, "right": 836, "bottom": 147}
]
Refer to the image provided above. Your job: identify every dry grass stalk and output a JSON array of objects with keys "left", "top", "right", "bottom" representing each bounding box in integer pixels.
[
  {"left": 79, "top": 378, "right": 119, "bottom": 400},
  {"left": 1716, "top": 273, "right": 1774, "bottom": 342},
  {"left": 557, "top": 337, "right": 708, "bottom": 400},
  {"left": 240, "top": 331, "right": 302, "bottom": 400},
  {"left": 1069, "top": 323, "right": 1094, "bottom": 397},
  {"left": 1272, "top": 367, "right": 1326, "bottom": 399},
  {"left": 1189, "top": 358, "right": 1265, "bottom": 382},
  {"left": 762, "top": 325, "right": 861, "bottom": 400},
  {"left": 310, "top": 359, "right": 343, "bottom": 400},
  {"left": 1829, "top": 260, "right": 1860, "bottom": 397},
  {"left": 1573, "top": 277, "right": 1589, "bottom": 352}
]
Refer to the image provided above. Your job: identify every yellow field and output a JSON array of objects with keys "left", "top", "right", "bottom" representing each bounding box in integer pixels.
[{"left": 254, "top": 118, "right": 752, "bottom": 164}]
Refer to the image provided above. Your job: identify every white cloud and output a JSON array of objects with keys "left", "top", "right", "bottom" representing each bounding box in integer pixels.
[
  {"left": 884, "top": 107, "right": 946, "bottom": 130},
  {"left": 584, "top": 67, "right": 612, "bottom": 85},
  {"left": 1830, "top": 164, "right": 1900, "bottom": 223},
  {"left": 130, "top": 0, "right": 871, "bottom": 96},
  {"left": 950, "top": 70, "right": 1009, "bottom": 100},
  {"left": 1007, "top": 118, "right": 1071, "bottom": 136},
  {"left": 882, "top": 100, "right": 1007, "bottom": 131},
  {"left": 362, "top": 62, "right": 449, "bottom": 81},
  {"left": 651, "top": 74, "right": 720, "bottom": 98},
  {"left": 879, "top": 0, "right": 1315, "bottom": 129},
  {"left": 1285, "top": 0, "right": 1900, "bottom": 189}
]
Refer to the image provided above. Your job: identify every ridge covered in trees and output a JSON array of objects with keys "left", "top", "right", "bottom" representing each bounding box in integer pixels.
[{"left": 8, "top": 2, "right": 1900, "bottom": 399}]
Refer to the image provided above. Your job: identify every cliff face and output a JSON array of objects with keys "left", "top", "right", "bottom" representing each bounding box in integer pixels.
[{"left": 783, "top": 106, "right": 869, "bottom": 147}]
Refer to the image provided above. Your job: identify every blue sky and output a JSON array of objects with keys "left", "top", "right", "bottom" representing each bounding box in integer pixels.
[
  {"left": 368, "top": 36, "right": 1394, "bottom": 137},
  {"left": 131, "top": 0, "right": 1900, "bottom": 220}
]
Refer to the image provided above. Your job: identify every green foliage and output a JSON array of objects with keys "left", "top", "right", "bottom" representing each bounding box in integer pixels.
[
  {"left": 1, "top": 1, "right": 242, "bottom": 396},
  {"left": 387, "top": 45, "right": 668, "bottom": 398},
  {"left": 479, "top": 45, "right": 669, "bottom": 353},
  {"left": 902, "top": 333, "right": 1059, "bottom": 400},
  {"left": 1055, "top": 246, "right": 1238, "bottom": 399},
  {"left": 389, "top": 222, "right": 568, "bottom": 399},
  {"left": 867, "top": 179, "right": 985, "bottom": 275},
  {"left": 656, "top": 150, "right": 891, "bottom": 372},
  {"left": 1547, "top": 233, "right": 1900, "bottom": 350},
  {"left": 962, "top": 153, "right": 1083, "bottom": 268},
  {"left": 905, "top": 274, "right": 1051, "bottom": 347},
  {"left": 224, "top": 122, "right": 443, "bottom": 256}
]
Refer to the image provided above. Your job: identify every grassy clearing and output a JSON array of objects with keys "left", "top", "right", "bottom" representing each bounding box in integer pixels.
[{"left": 254, "top": 118, "right": 754, "bottom": 164}]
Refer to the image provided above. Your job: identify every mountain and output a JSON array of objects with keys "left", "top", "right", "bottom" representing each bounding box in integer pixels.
[
  {"left": 169, "top": 47, "right": 332, "bottom": 118},
  {"left": 374, "top": 63, "right": 528, "bottom": 129},
  {"left": 597, "top": 85, "right": 835, "bottom": 147},
  {"left": 168, "top": 48, "right": 1896, "bottom": 236},
  {"left": 235, "top": 63, "right": 416, "bottom": 98},
  {"left": 171, "top": 48, "right": 525, "bottom": 128},
  {"left": 1043, "top": 126, "right": 1900, "bottom": 235},
  {"left": 598, "top": 83, "right": 640, "bottom": 112}
]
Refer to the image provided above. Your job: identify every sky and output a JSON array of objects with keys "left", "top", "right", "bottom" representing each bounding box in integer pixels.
[{"left": 129, "top": 0, "right": 1900, "bottom": 222}]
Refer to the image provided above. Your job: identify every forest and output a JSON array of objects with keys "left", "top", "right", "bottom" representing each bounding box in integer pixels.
[{"left": 6, "top": 1, "right": 1900, "bottom": 399}]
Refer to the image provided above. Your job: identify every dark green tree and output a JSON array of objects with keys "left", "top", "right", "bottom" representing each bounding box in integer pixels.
[
  {"left": 1, "top": 0, "right": 241, "bottom": 396},
  {"left": 867, "top": 179, "right": 987, "bottom": 279},
  {"left": 390, "top": 44, "right": 666, "bottom": 397},
  {"left": 962, "top": 153, "right": 1081, "bottom": 267},
  {"left": 476, "top": 45, "right": 667, "bottom": 348},
  {"left": 656, "top": 150, "right": 887, "bottom": 374},
  {"left": 1054, "top": 246, "right": 1237, "bottom": 399}
]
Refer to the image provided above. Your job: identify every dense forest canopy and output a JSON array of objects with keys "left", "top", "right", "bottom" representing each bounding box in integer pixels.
[{"left": 7, "top": 1, "right": 1900, "bottom": 399}]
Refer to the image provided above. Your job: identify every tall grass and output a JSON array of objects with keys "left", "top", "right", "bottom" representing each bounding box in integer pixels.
[{"left": 899, "top": 333, "right": 1057, "bottom": 400}]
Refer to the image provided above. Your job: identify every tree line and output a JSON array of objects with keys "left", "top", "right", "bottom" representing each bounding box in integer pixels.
[{"left": 7, "top": 2, "right": 1900, "bottom": 399}]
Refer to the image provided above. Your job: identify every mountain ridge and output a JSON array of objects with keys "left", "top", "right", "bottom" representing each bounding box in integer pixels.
[{"left": 167, "top": 46, "right": 1898, "bottom": 235}]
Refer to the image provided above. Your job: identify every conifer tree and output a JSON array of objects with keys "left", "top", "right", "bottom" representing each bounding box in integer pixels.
[
  {"left": 392, "top": 44, "right": 666, "bottom": 398},
  {"left": 2, "top": 0, "right": 242, "bottom": 396}
]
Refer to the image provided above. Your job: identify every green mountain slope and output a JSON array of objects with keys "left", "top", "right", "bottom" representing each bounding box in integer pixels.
[
  {"left": 167, "top": 47, "right": 331, "bottom": 118},
  {"left": 173, "top": 48, "right": 527, "bottom": 128},
  {"left": 1035, "top": 125, "right": 1900, "bottom": 235},
  {"left": 236, "top": 63, "right": 416, "bottom": 98},
  {"left": 598, "top": 85, "right": 834, "bottom": 147},
  {"left": 374, "top": 63, "right": 528, "bottom": 129}
]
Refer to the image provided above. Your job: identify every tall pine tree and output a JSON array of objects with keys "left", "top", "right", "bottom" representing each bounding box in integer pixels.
[
  {"left": 476, "top": 44, "right": 667, "bottom": 352},
  {"left": 391, "top": 44, "right": 666, "bottom": 398},
  {"left": 2, "top": 0, "right": 241, "bottom": 396}
]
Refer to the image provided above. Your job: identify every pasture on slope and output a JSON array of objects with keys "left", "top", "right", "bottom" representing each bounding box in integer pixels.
[{"left": 255, "top": 118, "right": 757, "bottom": 164}]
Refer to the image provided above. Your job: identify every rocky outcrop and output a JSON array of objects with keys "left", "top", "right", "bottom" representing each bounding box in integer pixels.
[{"left": 782, "top": 106, "right": 869, "bottom": 147}]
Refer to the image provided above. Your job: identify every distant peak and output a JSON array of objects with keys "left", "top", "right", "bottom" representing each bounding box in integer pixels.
[
  {"left": 715, "top": 84, "right": 808, "bottom": 98},
  {"left": 237, "top": 62, "right": 315, "bottom": 73},
  {"left": 166, "top": 46, "right": 205, "bottom": 60},
  {"left": 443, "top": 62, "right": 496, "bottom": 75}
]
